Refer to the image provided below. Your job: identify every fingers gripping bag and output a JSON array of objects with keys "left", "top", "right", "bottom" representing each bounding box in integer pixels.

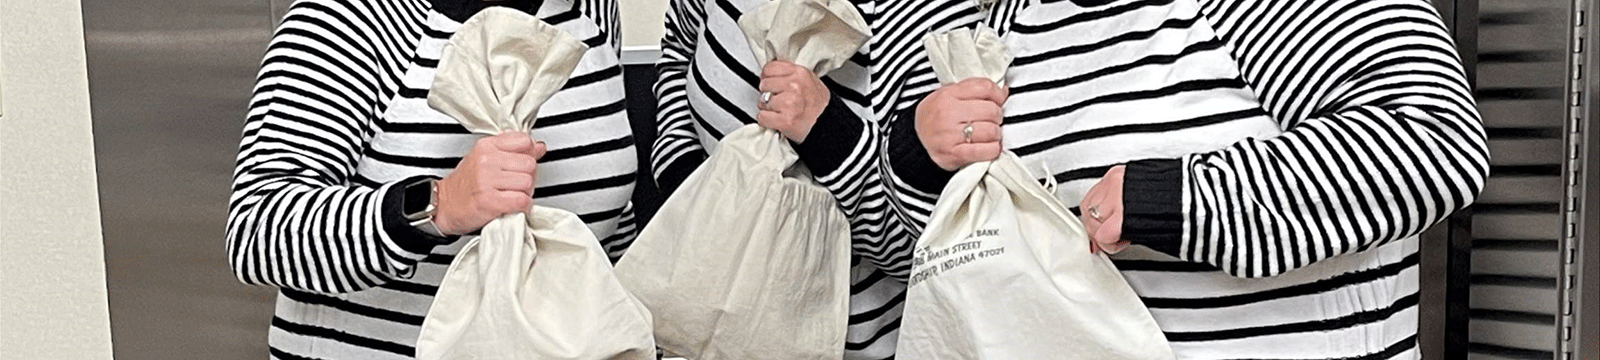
[
  {"left": 414, "top": 8, "right": 655, "bottom": 360},
  {"left": 896, "top": 25, "right": 1174, "bottom": 360},
  {"left": 611, "top": 0, "right": 867, "bottom": 359}
]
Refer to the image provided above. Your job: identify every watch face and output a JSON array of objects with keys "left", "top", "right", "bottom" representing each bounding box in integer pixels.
[{"left": 403, "top": 180, "right": 433, "bottom": 219}]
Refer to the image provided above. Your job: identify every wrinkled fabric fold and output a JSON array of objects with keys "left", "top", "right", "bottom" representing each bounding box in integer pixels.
[
  {"left": 616, "top": 125, "right": 852, "bottom": 360},
  {"left": 611, "top": 1, "right": 869, "bottom": 358},
  {"left": 737, "top": 0, "right": 868, "bottom": 75},
  {"left": 923, "top": 26, "right": 1011, "bottom": 86},
  {"left": 415, "top": 7, "right": 655, "bottom": 360}
]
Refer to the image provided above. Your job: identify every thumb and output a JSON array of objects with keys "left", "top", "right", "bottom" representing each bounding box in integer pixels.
[{"left": 530, "top": 140, "right": 548, "bottom": 160}]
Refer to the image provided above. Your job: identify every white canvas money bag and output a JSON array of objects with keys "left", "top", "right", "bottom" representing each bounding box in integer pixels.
[
  {"left": 414, "top": 8, "right": 655, "bottom": 360},
  {"left": 923, "top": 26, "right": 1011, "bottom": 87},
  {"left": 897, "top": 153, "right": 1175, "bottom": 360},
  {"left": 614, "top": 125, "right": 852, "bottom": 360},
  {"left": 611, "top": 0, "right": 868, "bottom": 359},
  {"left": 737, "top": 0, "right": 869, "bottom": 74}
]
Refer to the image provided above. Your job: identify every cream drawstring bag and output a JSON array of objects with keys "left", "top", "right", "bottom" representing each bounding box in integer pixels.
[
  {"left": 922, "top": 26, "right": 1011, "bottom": 87},
  {"left": 896, "top": 29, "right": 1174, "bottom": 360},
  {"left": 737, "top": 0, "right": 868, "bottom": 74},
  {"left": 612, "top": 0, "right": 867, "bottom": 359},
  {"left": 897, "top": 153, "right": 1175, "bottom": 360},
  {"left": 415, "top": 8, "right": 655, "bottom": 360}
]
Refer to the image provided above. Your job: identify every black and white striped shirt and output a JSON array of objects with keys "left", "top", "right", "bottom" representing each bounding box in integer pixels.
[
  {"left": 226, "top": 1, "right": 636, "bottom": 358},
  {"left": 655, "top": 0, "right": 1485, "bottom": 358},
  {"left": 652, "top": 0, "right": 922, "bottom": 356}
]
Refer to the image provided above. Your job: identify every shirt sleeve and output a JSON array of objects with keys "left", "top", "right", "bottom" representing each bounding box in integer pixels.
[
  {"left": 1121, "top": 0, "right": 1489, "bottom": 278},
  {"left": 650, "top": 0, "right": 711, "bottom": 194},
  {"left": 226, "top": 0, "right": 437, "bottom": 294},
  {"left": 808, "top": 95, "right": 923, "bottom": 279}
]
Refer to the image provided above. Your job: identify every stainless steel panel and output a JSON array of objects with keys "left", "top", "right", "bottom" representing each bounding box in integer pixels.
[
  {"left": 1470, "top": 248, "right": 1562, "bottom": 278},
  {"left": 270, "top": 0, "right": 292, "bottom": 26},
  {"left": 1569, "top": 1, "right": 1599, "bottom": 359},
  {"left": 1479, "top": 99, "right": 1567, "bottom": 128},
  {"left": 1469, "top": 318, "right": 1560, "bottom": 353},
  {"left": 83, "top": 0, "right": 277, "bottom": 359},
  {"left": 1465, "top": 0, "right": 1572, "bottom": 358},
  {"left": 1470, "top": 354, "right": 1546, "bottom": 360},
  {"left": 1471, "top": 283, "right": 1561, "bottom": 316},
  {"left": 1479, "top": 176, "right": 1566, "bottom": 204},
  {"left": 1473, "top": 212, "right": 1565, "bottom": 240},
  {"left": 1487, "top": 138, "right": 1568, "bottom": 165},
  {"left": 1479, "top": 61, "right": 1567, "bottom": 90}
]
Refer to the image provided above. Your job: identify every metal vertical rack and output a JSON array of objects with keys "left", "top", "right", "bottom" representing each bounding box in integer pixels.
[{"left": 1424, "top": 0, "right": 1597, "bottom": 358}]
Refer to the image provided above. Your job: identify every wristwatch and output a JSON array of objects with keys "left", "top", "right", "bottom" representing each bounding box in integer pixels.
[{"left": 401, "top": 178, "right": 447, "bottom": 238}]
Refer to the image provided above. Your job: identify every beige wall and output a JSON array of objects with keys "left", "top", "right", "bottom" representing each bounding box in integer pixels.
[
  {"left": 621, "top": 0, "right": 669, "bottom": 47},
  {"left": 0, "top": 0, "right": 116, "bottom": 359}
]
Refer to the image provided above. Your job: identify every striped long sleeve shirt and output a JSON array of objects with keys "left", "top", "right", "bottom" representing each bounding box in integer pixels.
[
  {"left": 226, "top": 0, "right": 636, "bottom": 358},
  {"left": 653, "top": 0, "right": 1487, "bottom": 358}
]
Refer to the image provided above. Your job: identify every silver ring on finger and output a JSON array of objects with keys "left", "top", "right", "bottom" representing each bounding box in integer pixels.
[
  {"left": 962, "top": 123, "right": 975, "bottom": 143},
  {"left": 760, "top": 91, "right": 773, "bottom": 105},
  {"left": 1088, "top": 205, "right": 1102, "bottom": 220}
]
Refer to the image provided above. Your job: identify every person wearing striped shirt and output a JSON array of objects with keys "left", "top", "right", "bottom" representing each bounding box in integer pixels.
[
  {"left": 656, "top": 0, "right": 1485, "bottom": 358},
  {"left": 653, "top": 0, "right": 925, "bottom": 356},
  {"left": 226, "top": 0, "right": 635, "bottom": 358},
  {"left": 910, "top": 1, "right": 1487, "bottom": 359}
]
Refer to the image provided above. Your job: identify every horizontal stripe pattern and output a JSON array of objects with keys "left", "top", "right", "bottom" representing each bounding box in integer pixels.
[
  {"left": 231, "top": 1, "right": 636, "bottom": 359},
  {"left": 656, "top": 0, "right": 1482, "bottom": 358},
  {"left": 1000, "top": 1, "right": 1474, "bottom": 358}
]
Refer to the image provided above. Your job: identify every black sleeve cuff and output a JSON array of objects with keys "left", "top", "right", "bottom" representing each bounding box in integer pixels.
[
  {"left": 381, "top": 175, "right": 458, "bottom": 254},
  {"left": 1122, "top": 159, "right": 1184, "bottom": 256},
  {"left": 887, "top": 104, "right": 956, "bottom": 194},
  {"left": 793, "top": 93, "right": 866, "bottom": 176},
  {"left": 654, "top": 152, "right": 705, "bottom": 196}
]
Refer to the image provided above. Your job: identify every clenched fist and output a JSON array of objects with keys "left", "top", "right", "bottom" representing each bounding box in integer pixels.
[
  {"left": 756, "top": 60, "right": 831, "bottom": 143},
  {"left": 433, "top": 131, "right": 547, "bottom": 235},
  {"left": 915, "top": 78, "right": 1007, "bottom": 171}
]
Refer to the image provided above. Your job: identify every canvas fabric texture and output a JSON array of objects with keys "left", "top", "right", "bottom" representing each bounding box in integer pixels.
[
  {"left": 897, "top": 152, "right": 1175, "bottom": 360},
  {"left": 612, "top": 1, "right": 869, "bottom": 358},
  {"left": 415, "top": 8, "right": 656, "bottom": 360}
]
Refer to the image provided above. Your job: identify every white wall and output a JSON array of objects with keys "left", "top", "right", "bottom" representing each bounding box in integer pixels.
[
  {"left": 0, "top": 0, "right": 116, "bottom": 358},
  {"left": 620, "top": 0, "right": 669, "bottom": 48}
]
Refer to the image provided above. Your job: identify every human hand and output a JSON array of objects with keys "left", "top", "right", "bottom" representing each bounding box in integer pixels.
[
  {"left": 433, "top": 131, "right": 546, "bottom": 235},
  {"left": 1080, "top": 165, "right": 1128, "bottom": 254},
  {"left": 756, "top": 60, "right": 831, "bottom": 143},
  {"left": 915, "top": 78, "right": 1007, "bottom": 171}
]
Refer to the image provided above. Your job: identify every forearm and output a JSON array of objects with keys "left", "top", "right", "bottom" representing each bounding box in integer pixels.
[
  {"left": 1118, "top": 0, "right": 1488, "bottom": 278},
  {"left": 1124, "top": 102, "right": 1486, "bottom": 278},
  {"left": 650, "top": 61, "right": 708, "bottom": 195},
  {"left": 228, "top": 174, "right": 438, "bottom": 294},
  {"left": 812, "top": 102, "right": 964, "bottom": 280},
  {"left": 650, "top": 0, "right": 710, "bottom": 195}
]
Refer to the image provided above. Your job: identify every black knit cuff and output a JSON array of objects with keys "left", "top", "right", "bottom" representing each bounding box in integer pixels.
[
  {"left": 433, "top": 0, "right": 540, "bottom": 22},
  {"left": 1122, "top": 159, "right": 1184, "bottom": 256},
  {"left": 654, "top": 152, "right": 705, "bottom": 196},
  {"left": 381, "top": 175, "right": 457, "bottom": 254},
  {"left": 793, "top": 94, "right": 866, "bottom": 176},
  {"left": 888, "top": 105, "right": 956, "bottom": 194}
]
